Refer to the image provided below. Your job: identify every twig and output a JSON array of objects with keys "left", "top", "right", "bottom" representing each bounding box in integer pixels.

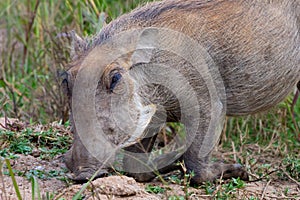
[
  {"left": 22, "top": 0, "right": 41, "bottom": 69},
  {"left": 231, "top": 141, "right": 237, "bottom": 162},
  {"left": 281, "top": 169, "right": 300, "bottom": 187},
  {"left": 248, "top": 169, "right": 279, "bottom": 183},
  {"left": 0, "top": 123, "right": 7, "bottom": 130},
  {"left": 261, "top": 179, "right": 272, "bottom": 200}
]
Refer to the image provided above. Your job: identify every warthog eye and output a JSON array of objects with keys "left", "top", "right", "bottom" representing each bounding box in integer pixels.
[{"left": 110, "top": 72, "right": 122, "bottom": 93}]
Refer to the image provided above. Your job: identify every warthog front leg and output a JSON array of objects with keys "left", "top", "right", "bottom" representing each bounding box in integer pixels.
[
  {"left": 123, "top": 135, "right": 158, "bottom": 182},
  {"left": 182, "top": 114, "right": 249, "bottom": 184},
  {"left": 183, "top": 151, "right": 249, "bottom": 184}
]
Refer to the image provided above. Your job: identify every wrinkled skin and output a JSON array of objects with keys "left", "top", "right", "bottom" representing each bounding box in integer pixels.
[{"left": 63, "top": 0, "right": 299, "bottom": 184}]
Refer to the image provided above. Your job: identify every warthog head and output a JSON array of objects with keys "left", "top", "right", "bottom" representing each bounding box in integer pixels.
[{"left": 62, "top": 29, "right": 171, "bottom": 181}]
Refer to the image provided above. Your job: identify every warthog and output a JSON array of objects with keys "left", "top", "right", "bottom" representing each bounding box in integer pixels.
[{"left": 62, "top": 0, "right": 299, "bottom": 184}]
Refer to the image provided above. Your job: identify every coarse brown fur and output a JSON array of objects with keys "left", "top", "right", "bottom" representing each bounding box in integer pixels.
[{"left": 63, "top": 0, "right": 299, "bottom": 183}]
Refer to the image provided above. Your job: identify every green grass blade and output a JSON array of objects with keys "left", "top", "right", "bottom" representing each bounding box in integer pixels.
[
  {"left": 31, "top": 176, "right": 35, "bottom": 200},
  {"left": 5, "top": 159, "right": 22, "bottom": 200},
  {"left": 72, "top": 168, "right": 104, "bottom": 200},
  {"left": 31, "top": 176, "right": 42, "bottom": 200}
]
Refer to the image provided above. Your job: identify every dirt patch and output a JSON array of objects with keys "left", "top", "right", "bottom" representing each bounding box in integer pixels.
[
  {"left": 1, "top": 152, "right": 299, "bottom": 199},
  {"left": 0, "top": 119, "right": 299, "bottom": 199},
  {"left": 60, "top": 176, "right": 160, "bottom": 200},
  {"left": 0, "top": 155, "right": 66, "bottom": 200}
]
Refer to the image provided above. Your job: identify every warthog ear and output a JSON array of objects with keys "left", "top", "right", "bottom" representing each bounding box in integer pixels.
[
  {"left": 56, "top": 30, "right": 88, "bottom": 61},
  {"left": 131, "top": 28, "right": 159, "bottom": 65},
  {"left": 122, "top": 104, "right": 157, "bottom": 147}
]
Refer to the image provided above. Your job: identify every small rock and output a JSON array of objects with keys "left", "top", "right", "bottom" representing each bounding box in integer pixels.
[{"left": 92, "top": 176, "right": 140, "bottom": 197}]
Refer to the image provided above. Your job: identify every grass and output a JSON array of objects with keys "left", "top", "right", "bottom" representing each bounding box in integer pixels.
[
  {"left": 0, "top": 0, "right": 299, "bottom": 199},
  {"left": 203, "top": 178, "right": 246, "bottom": 199},
  {"left": 146, "top": 184, "right": 166, "bottom": 194},
  {"left": 0, "top": 122, "right": 72, "bottom": 160},
  {"left": 0, "top": 0, "right": 152, "bottom": 124}
]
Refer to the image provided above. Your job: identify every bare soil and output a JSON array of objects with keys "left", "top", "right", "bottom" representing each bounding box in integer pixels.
[
  {"left": 1, "top": 152, "right": 299, "bottom": 199},
  {"left": 0, "top": 118, "right": 299, "bottom": 199}
]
